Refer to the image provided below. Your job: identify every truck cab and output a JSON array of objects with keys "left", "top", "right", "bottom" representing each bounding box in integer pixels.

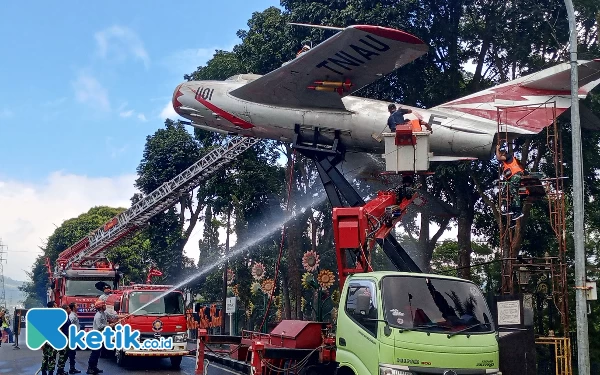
[
  {"left": 106, "top": 284, "right": 189, "bottom": 369},
  {"left": 336, "top": 272, "right": 500, "bottom": 375},
  {"left": 51, "top": 269, "right": 118, "bottom": 331}
]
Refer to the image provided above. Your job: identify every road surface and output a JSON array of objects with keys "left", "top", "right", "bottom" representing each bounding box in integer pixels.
[{"left": 0, "top": 328, "right": 200, "bottom": 375}]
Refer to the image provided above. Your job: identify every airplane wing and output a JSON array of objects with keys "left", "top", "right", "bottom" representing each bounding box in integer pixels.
[{"left": 229, "top": 25, "right": 428, "bottom": 110}]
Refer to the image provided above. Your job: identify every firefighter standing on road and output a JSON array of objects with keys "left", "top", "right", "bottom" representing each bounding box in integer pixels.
[
  {"left": 98, "top": 285, "right": 111, "bottom": 302},
  {"left": 68, "top": 302, "right": 82, "bottom": 374},
  {"left": 87, "top": 300, "right": 116, "bottom": 374},
  {"left": 55, "top": 305, "right": 72, "bottom": 375},
  {"left": 496, "top": 144, "right": 525, "bottom": 220},
  {"left": 41, "top": 301, "right": 58, "bottom": 375}
]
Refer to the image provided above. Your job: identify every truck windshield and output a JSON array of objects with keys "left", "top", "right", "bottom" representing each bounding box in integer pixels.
[
  {"left": 382, "top": 276, "right": 493, "bottom": 334},
  {"left": 128, "top": 291, "right": 184, "bottom": 315},
  {"left": 65, "top": 279, "right": 114, "bottom": 296}
]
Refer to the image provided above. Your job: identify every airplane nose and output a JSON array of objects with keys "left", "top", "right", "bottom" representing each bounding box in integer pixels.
[{"left": 172, "top": 83, "right": 185, "bottom": 114}]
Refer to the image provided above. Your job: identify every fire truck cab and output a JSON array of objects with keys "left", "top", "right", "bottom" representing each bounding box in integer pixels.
[
  {"left": 105, "top": 284, "right": 189, "bottom": 369},
  {"left": 49, "top": 268, "right": 119, "bottom": 331}
]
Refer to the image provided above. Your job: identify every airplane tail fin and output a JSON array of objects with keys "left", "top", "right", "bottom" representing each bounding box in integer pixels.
[{"left": 433, "top": 59, "right": 600, "bottom": 134}]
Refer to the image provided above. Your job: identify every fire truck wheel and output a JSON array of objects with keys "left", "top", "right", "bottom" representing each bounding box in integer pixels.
[
  {"left": 170, "top": 356, "right": 182, "bottom": 369},
  {"left": 115, "top": 350, "right": 129, "bottom": 367}
]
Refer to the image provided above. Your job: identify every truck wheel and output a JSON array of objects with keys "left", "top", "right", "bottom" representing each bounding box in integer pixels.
[
  {"left": 115, "top": 350, "right": 128, "bottom": 367},
  {"left": 335, "top": 367, "right": 355, "bottom": 375},
  {"left": 170, "top": 356, "right": 183, "bottom": 369}
]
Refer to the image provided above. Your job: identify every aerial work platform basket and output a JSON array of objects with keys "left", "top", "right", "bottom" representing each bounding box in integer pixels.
[{"left": 382, "top": 120, "right": 432, "bottom": 173}]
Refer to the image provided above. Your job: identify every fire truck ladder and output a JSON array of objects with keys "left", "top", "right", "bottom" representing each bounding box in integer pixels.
[{"left": 55, "top": 136, "right": 260, "bottom": 275}]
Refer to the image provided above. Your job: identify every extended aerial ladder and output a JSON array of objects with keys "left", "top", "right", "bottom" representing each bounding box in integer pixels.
[{"left": 51, "top": 136, "right": 259, "bottom": 279}]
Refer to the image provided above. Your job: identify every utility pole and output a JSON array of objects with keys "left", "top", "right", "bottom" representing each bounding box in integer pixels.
[
  {"left": 563, "top": 0, "right": 590, "bottom": 373},
  {"left": 0, "top": 239, "right": 7, "bottom": 310},
  {"left": 220, "top": 206, "right": 231, "bottom": 334}
]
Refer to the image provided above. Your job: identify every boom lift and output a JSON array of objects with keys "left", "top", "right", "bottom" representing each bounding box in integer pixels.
[
  {"left": 194, "top": 123, "right": 500, "bottom": 375},
  {"left": 46, "top": 136, "right": 259, "bottom": 330}
]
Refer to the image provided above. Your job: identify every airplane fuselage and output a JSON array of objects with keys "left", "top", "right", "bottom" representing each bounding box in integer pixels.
[{"left": 173, "top": 76, "right": 514, "bottom": 160}]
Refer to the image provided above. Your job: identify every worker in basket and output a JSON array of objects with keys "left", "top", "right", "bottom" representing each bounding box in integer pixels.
[
  {"left": 387, "top": 104, "right": 432, "bottom": 133},
  {"left": 495, "top": 144, "right": 526, "bottom": 220}
]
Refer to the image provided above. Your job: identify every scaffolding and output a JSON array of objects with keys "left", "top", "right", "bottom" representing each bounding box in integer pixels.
[
  {"left": 496, "top": 103, "right": 571, "bottom": 374},
  {"left": 536, "top": 337, "right": 572, "bottom": 375}
]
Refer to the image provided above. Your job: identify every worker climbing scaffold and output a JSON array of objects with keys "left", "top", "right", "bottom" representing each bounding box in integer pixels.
[{"left": 495, "top": 143, "right": 527, "bottom": 222}]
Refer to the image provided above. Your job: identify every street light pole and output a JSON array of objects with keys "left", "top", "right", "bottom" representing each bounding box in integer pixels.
[{"left": 563, "top": 0, "right": 590, "bottom": 373}]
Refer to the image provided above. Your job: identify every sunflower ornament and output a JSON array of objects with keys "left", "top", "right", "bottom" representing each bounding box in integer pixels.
[
  {"left": 262, "top": 279, "right": 275, "bottom": 296},
  {"left": 302, "top": 250, "right": 320, "bottom": 272},
  {"left": 302, "top": 272, "right": 315, "bottom": 289},
  {"left": 317, "top": 269, "right": 335, "bottom": 289},
  {"left": 251, "top": 282, "right": 262, "bottom": 295},
  {"left": 251, "top": 262, "right": 266, "bottom": 280},
  {"left": 332, "top": 289, "right": 341, "bottom": 304}
]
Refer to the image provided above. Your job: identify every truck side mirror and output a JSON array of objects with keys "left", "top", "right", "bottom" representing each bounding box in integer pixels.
[
  {"left": 114, "top": 302, "right": 121, "bottom": 312},
  {"left": 356, "top": 294, "right": 371, "bottom": 316}
]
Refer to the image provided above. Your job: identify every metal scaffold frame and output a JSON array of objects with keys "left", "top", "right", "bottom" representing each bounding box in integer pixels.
[
  {"left": 496, "top": 103, "right": 571, "bottom": 375},
  {"left": 56, "top": 136, "right": 260, "bottom": 275}
]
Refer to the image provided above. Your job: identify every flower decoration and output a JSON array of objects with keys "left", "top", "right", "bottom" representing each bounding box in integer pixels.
[
  {"left": 251, "top": 282, "right": 262, "bottom": 295},
  {"left": 302, "top": 272, "right": 315, "bottom": 289},
  {"left": 317, "top": 269, "right": 335, "bottom": 289},
  {"left": 275, "top": 309, "right": 282, "bottom": 321},
  {"left": 262, "top": 279, "right": 275, "bottom": 296},
  {"left": 332, "top": 307, "right": 338, "bottom": 321},
  {"left": 232, "top": 284, "right": 239, "bottom": 297},
  {"left": 251, "top": 262, "right": 266, "bottom": 280},
  {"left": 246, "top": 301, "right": 254, "bottom": 318},
  {"left": 227, "top": 269, "right": 235, "bottom": 285},
  {"left": 302, "top": 250, "right": 320, "bottom": 272},
  {"left": 301, "top": 297, "right": 306, "bottom": 311},
  {"left": 332, "top": 290, "right": 341, "bottom": 304}
]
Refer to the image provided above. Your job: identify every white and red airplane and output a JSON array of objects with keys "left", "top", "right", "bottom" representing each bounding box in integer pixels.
[{"left": 171, "top": 24, "right": 600, "bottom": 168}]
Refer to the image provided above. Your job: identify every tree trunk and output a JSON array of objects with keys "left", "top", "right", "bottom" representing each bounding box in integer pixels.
[
  {"left": 457, "top": 211, "right": 474, "bottom": 280},
  {"left": 281, "top": 272, "right": 292, "bottom": 319}
]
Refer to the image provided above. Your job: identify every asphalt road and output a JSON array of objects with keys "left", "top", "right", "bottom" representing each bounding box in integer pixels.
[{"left": 0, "top": 329, "right": 201, "bottom": 375}]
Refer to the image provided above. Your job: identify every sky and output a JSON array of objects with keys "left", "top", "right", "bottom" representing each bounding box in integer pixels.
[{"left": 0, "top": 1, "right": 281, "bottom": 281}]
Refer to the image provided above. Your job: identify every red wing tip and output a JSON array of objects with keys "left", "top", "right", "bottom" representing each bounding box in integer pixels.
[{"left": 352, "top": 25, "right": 425, "bottom": 45}]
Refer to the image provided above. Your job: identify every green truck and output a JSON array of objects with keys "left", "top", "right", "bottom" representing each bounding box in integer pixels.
[{"left": 336, "top": 272, "right": 499, "bottom": 375}]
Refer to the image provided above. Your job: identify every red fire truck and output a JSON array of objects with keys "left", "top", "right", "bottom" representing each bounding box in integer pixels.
[
  {"left": 46, "top": 256, "right": 120, "bottom": 331},
  {"left": 105, "top": 284, "right": 189, "bottom": 369}
]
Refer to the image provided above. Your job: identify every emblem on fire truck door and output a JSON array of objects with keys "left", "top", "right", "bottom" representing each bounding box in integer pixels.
[{"left": 152, "top": 319, "right": 163, "bottom": 332}]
